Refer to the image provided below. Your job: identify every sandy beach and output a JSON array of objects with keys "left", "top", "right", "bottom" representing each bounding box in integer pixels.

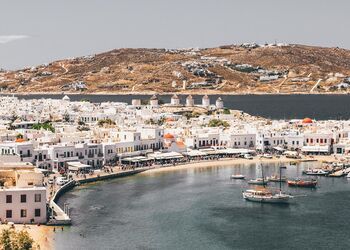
[
  {"left": 0, "top": 224, "right": 53, "bottom": 249},
  {"left": 141, "top": 155, "right": 337, "bottom": 175}
]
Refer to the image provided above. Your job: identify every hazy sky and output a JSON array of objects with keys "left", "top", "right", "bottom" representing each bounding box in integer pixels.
[{"left": 1, "top": 0, "right": 349, "bottom": 69}]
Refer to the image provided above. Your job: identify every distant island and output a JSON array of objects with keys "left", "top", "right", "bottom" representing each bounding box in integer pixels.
[{"left": 1, "top": 43, "right": 350, "bottom": 94}]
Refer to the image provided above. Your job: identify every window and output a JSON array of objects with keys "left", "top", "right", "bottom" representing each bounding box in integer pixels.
[
  {"left": 6, "top": 210, "right": 12, "bottom": 218},
  {"left": 21, "top": 194, "right": 27, "bottom": 203},
  {"left": 6, "top": 195, "right": 12, "bottom": 203},
  {"left": 21, "top": 209, "right": 27, "bottom": 218},
  {"left": 35, "top": 209, "right": 41, "bottom": 217},
  {"left": 35, "top": 194, "right": 41, "bottom": 202}
]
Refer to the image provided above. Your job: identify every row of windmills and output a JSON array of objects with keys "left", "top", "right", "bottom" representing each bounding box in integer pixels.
[{"left": 138, "top": 94, "right": 224, "bottom": 109}]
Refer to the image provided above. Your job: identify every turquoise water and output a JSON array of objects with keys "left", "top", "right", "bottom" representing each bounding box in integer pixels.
[{"left": 55, "top": 162, "right": 350, "bottom": 249}]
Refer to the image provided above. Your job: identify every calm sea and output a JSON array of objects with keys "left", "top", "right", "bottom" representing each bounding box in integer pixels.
[
  {"left": 55, "top": 162, "right": 350, "bottom": 250},
  {"left": 10, "top": 94, "right": 350, "bottom": 120}
]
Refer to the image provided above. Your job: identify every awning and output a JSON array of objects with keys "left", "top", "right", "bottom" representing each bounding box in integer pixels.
[
  {"left": 67, "top": 161, "right": 92, "bottom": 171},
  {"left": 183, "top": 150, "right": 208, "bottom": 157},
  {"left": 221, "top": 148, "right": 255, "bottom": 154},
  {"left": 148, "top": 151, "right": 184, "bottom": 160},
  {"left": 122, "top": 156, "right": 150, "bottom": 163}
]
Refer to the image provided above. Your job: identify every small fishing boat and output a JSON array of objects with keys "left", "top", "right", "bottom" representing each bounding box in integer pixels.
[
  {"left": 287, "top": 178, "right": 317, "bottom": 188},
  {"left": 230, "top": 174, "right": 245, "bottom": 179},
  {"left": 302, "top": 168, "right": 329, "bottom": 176},
  {"left": 248, "top": 178, "right": 269, "bottom": 185},
  {"left": 267, "top": 175, "right": 287, "bottom": 182}
]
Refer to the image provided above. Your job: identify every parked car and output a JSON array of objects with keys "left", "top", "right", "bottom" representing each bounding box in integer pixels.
[
  {"left": 56, "top": 177, "right": 69, "bottom": 185},
  {"left": 244, "top": 154, "right": 253, "bottom": 160},
  {"left": 262, "top": 154, "right": 273, "bottom": 159}
]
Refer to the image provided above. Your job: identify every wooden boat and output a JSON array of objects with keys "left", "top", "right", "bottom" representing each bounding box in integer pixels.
[{"left": 287, "top": 178, "right": 317, "bottom": 188}]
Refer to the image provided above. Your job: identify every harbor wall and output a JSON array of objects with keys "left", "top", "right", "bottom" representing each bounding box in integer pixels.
[
  {"left": 49, "top": 168, "right": 148, "bottom": 225},
  {"left": 75, "top": 168, "right": 147, "bottom": 185}
]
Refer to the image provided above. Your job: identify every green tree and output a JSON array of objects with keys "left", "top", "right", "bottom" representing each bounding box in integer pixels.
[
  {"left": 208, "top": 119, "right": 230, "bottom": 128},
  {"left": 223, "top": 108, "right": 231, "bottom": 115},
  {"left": 0, "top": 229, "right": 34, "bottom": 250},
  {"left": 0, "top": 229, "right": 12, "bottom": 250},
  {"left": 32, "top": 122, "right": 55, "bottom": 133},
  {"left": 15, "top": 230, "right": 34, "bottom": 250},
  {"left": 16, "top": 133, "right": 23, "bottom": 139},
  {"left": 97, "top": 119, "right": 116, "bottom": 127}
]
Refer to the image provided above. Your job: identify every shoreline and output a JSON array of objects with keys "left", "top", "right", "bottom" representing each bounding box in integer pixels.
[
  {"left": 48, "top": 155, "right": 333, "bottom": 248},
  {"left": 140, "top": 156, "right": 322, "bottom": 175}
]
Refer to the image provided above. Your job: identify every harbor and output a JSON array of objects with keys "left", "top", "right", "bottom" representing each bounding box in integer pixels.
[
  {"left": 48, "top": 167, "right": 150, "bottom": 225},
  {"left": 54, "top": 160, "right": 350, "bottom": 250}
]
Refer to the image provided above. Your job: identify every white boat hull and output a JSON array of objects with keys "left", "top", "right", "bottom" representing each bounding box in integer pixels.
[{"left": 243, "top": 193, "right": 291, "bottom": 204}]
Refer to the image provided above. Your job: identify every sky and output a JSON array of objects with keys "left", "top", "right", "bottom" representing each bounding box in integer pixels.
[{"left": 1, "top": 0, "right": 349, "bottom": 69}]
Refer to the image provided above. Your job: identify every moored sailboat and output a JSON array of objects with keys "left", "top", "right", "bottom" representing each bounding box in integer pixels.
[{"left": 243, "top": 165, "right": 293, "bottom": 204}]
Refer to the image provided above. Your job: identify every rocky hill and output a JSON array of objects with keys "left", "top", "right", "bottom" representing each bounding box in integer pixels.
[{"left": 1, "top": 43, "right": 350, "bottom": 94}]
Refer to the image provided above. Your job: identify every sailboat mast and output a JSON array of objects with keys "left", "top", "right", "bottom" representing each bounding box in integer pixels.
[
  {"left": 279, "top": 166, "right": 282, "bottom": 192},
  {"left": 261, "top": 164, "right": 266, "bottom": 188}
]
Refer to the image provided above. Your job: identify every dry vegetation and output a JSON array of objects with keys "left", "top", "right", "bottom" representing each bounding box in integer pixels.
[{"left": 1, "top": 44, "right": 350, "bottom": 94}]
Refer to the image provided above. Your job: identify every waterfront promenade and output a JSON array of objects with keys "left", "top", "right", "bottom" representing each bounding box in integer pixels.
[{"left": 49, "top": 166, "right": 151, "bottom": 225}]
